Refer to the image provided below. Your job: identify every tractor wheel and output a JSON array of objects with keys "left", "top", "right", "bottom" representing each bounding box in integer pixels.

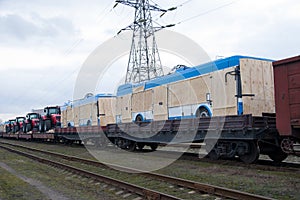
[
  {"left": 15, "top": 125, "right": 19, "bottom": 132},
  {"left": 23, "top": 123, "right": 27, "bottom": 133},
  {"left": 26, "top": 124, "right": 31, "bottom": 133},
  {"left": 44, "top": 120, "right": 51, "bottom": 131},
  {"left": 39, "top": 121, "right": 45, "bottom": 132}
]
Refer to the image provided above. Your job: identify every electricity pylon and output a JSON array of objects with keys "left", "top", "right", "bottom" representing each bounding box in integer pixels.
[{"left": 115, "top": 0, "right": 173, "bottom": 83}]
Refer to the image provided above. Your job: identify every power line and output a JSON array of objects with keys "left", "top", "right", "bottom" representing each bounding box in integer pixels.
[{"left": 177, "top": 1, "right": 238, "bottom": 25}]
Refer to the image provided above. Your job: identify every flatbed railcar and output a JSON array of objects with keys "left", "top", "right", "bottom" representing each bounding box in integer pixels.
[{"left": 0, "top": 114, "right": 287, "bottom": 163}]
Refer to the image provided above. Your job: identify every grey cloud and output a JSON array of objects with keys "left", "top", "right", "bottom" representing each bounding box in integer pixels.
[
  {"left": 0, "top": 67, "right": 75, "bottom": 115},
  {"left": 234, "top": 18, "right": 300, "bottom": 59},
  {"left": 0, "top": 13, "right": 77, "bottom": 41}
]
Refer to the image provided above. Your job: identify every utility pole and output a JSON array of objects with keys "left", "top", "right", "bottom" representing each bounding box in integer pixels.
[{"left": 115, "top": 0, "right": 170, "bottom": 83}]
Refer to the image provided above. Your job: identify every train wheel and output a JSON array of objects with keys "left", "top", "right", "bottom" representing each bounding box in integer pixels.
[
  {"left": 137, "top": 143, "right": 145, "bottom": 150},
  {"left": 128, "top": 142, "right": 136, "bottom": 152},
  {"left": 268, "top": 148, "right": 288, "bottom": 163},
  {"left": 116, "top": 139, "right": 136, "bottom": 151},
  {"left": 281, "top": 138, "right": 294, "bottom": 153},
  {"left": 150, "top": 143, "right": 158, "bottom": 151},
  {"left": 239, "top": 141, "right": 260, "bottom": 164},
  {"left": 208, "top": 150, "right": 220, "bottom": 160}
]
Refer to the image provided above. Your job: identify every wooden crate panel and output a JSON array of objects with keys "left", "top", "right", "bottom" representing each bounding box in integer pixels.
[
  {"left": 210, "top": 67, "right": 236, "bottom": 112},
  {"left": 189, "top": 75, "right": 209, "bottom": 103},
  {"left": 98, "top": 98, "right": 116, "bottom": 126},
  {"left": 240, "top": 59, "right": 275, "bottom": 115},
  {"left": 121, "top": 94, "right": 132, "bottom": 119},
  {"left": 153, "top": 114, "right": 168, "bottom": 121},
  {"left": 73, "top": 106, "right": 80, "bottom": 126},
  {"left": 168, "top": 81, "right": 192, "bottom": 107},
  {"left": 132, "top": 90, "right": 153, "bottom": 112},
  {"left": 213, "top": 106, "right": 236, "bottom": 116},
  {"left": 116, "top": 97, "right": 122, "bottom": 115},
  {"left": 144, "top": 90, "right": 153, "bottom": 111},
  {"left": 153, "top": 86, "right": 168, "bottom": 116}
]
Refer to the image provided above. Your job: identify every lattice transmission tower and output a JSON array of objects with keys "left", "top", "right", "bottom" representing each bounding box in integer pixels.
[{"left": 115, "top": 0, "right": 174, "bottom": 83}]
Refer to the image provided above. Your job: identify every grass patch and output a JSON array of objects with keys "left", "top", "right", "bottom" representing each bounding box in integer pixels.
[
  {"left": 0, "top": 148, "right": 119, "bottom": 200},
  {"left": 0, "top": 167, "right": 48, "bottom": 200}
]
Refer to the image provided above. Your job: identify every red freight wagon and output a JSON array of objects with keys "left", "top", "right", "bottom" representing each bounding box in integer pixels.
[{"left": 273, "top": 55, "right": 300, "bottom": 140}]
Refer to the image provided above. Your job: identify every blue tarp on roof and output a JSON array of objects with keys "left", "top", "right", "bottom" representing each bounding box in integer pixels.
[
  {"left": 117, "top": 55, "right": 274, "bottom": 96},
  {"left": 62, "top": 93, "right": 115, "bottom": 108}
]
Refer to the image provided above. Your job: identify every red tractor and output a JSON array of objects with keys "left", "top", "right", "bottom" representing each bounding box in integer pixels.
[
  {"left": 39, "top": 106, "right": 61, "bottom": 132},
  {"left": 12, "top": 117, "right": 25, "bottom": 133},
  {"left": 5, "top": 119, "right": 15, "bottom": 133},
  {"left": 23, "top": 113, "right": 40, "bottom": 133}
]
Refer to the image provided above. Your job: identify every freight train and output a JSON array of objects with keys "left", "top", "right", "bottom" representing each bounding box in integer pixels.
[{"left": 1, "top": 55, "right": 299, "bottom": 164}]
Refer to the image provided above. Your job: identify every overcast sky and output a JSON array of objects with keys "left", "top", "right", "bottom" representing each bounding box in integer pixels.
[{"left": 0, "top": 0, "right": 299, "bottom": 121}]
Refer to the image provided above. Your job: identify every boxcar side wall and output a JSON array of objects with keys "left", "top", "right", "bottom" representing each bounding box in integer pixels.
[{"left": 273, "top": 55, "right": 300, "bottom": 139}]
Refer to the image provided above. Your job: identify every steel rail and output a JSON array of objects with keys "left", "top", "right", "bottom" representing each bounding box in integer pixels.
[
  {"left": 0, "top": 144, "right": 181, "bottom": 200},
  {"left": 0, "top": 141, "right": 274, "bottom": 200}
]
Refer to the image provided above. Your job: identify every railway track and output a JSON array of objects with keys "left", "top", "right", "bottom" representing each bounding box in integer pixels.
[
  {"left": 1, "top": 138, "right": 299, "bottom": 172},
  {"left": 0, "top": 141, "right": 274, "bottom": 200},
  {"left": 179, "top": 152, "right": 300, "bottom": 172}
]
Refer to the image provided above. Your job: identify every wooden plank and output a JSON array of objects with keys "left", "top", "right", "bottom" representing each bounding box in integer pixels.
[
  {"left": 144, "top": 90, "right": 153, "bottom": 111},
  {"left": 116, "top": 97, "right": 122, "bottom": 115},
  {"left": 130, "top": 89, "right": 153, "bottom": 116},
  {"left": 263, "top": 60, "right": 275, "bottom": 114},
  {"left": 98, "top": 98, "right": 116, "bottom": 126},
  {"left": 189, "top": 74, "right": 209, "bottom": 103},
  {"left": 240, "top": 59, "right": 275, "bottom": 115},
  {"left": 121, "top": 94, "right": 132, "bottom": 122},
  {"left": 210, "top": 67, "right": 236, "bottom": 115},
  {"left": 153, "top": 86, "right": 168, "bottom": 120},
  {"left": 61, "top": 109, "right": 67, "bottom": 127},
  {"left": 168, "top": 80, "right": 192, "bottom": 107},
  {"left": 132, "top": 91, "right": 146, "bottom": 112},
  {"left": 73, "top": 106, "right": 79, "bottom": 127}
]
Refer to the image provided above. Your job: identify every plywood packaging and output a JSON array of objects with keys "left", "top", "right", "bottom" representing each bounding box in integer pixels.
[
  {"left": 240, "top": 59, "right": 275, "bottom": 115},
  {"left": 98, "top": 98, "right": 116, "bottom": 126},
  {"left": 168, "top": 81, "right": 192, "bottom": 107},
  {"left": 61, "top": 109, "right": 67, "bottom": 127},
  {"left": 73, "top": 106, "right": 79, "bottom": 127},
  {"left": 116, "top": 58, "right": 275, "bottom": 121},
  {"left": 211, "top": 67, "right": 237, "bottom": 116},
  {"left": 120, "top": 94, "right": 132, "bottom": 123},
  {"left": 189, "top": 74, "right": 210, "bottom": 103},
  {"left": 166, "top": 66, "right": 237, "bottom": 116},
  {"left": 61, "top": 106, "right": 74, "bottom": 127},
  {"left": 153, "top": 86, "right": 168, "bottom": 120}
]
